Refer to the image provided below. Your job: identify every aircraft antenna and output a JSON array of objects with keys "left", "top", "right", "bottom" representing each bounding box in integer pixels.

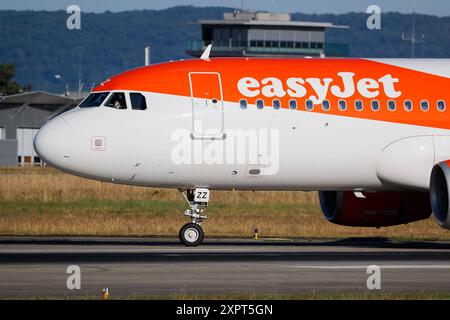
[{"left": 200, "top": 44, "right": 212, "bottom": 61}]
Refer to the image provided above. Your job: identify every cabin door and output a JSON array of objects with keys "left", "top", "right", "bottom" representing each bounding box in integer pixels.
[{"left": 189, "top": 72, "right": 224, "bottom": 139}]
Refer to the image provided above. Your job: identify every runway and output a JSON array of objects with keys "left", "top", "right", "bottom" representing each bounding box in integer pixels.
[{"left": 1, "top": 237, "right": 450, "bottom": 297}]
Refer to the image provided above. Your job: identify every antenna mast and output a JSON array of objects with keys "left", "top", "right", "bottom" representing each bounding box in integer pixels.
[{"left": 402, "top": 0, "right": 424, "bottom": 58}]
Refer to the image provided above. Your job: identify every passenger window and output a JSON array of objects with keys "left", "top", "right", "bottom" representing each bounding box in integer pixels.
[
  {"left": 338, "top": 100, "right": 347, "bottom": 111},
  {"left": 355, "top": 100, "right": 363, "bottom": 111},
  {"left": 272, "top": 99, "right": 281, "bottom": 110},
  {"left": 388, "top": 100, "right": 396, "bottom": 111},
  {"left": 322, "top": 100, "right": 330, "bottom": 111},
  {"left": 240, "top": 99, "right": 247, "bottom": 109},
  {"left": 404, "top": 100, "right": 413, "bottom": 112},
  {"left": 289, "top": 99, "right": 297, "bottom": 110},
  {"left": 421, "top": 100, "right": 429, "bottom": 112},
  {"left": 438, "top": 100, "right": 446, "bottom": 112},
  {"left": 305, "top": 99, "right": 314, "bottom": 111},
  {"left": 371, "top": 100, "right": 380, "bottom": 111},
  {"left": 105, "top": 92, "right": 127, "bottom": 109},
  {"left": 256, "top": 99, "right": 264, "bottom": 109},
  {"left": 130, "top": 93, "right": 147, "bottom": 110}
]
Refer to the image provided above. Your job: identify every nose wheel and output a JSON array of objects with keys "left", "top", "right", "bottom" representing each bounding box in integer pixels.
[
  {"left": 178, "top": 188, "right": 210, "bottom": 247},
  {"left": 179, "top": 223, "right": 204, "bottom": 246}
]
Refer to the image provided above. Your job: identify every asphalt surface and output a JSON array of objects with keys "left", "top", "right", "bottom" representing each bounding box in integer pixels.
[{"left": 1, "top": 237, "right": 450, "bottom": 297}]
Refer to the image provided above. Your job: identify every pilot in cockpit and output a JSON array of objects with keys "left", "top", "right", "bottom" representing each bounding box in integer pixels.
[
  {"left": 113, "top": 99, "right": 122, "bottom": 109},
  {"left": 105, "top": 92, "right": 126, "bottom": 109}
]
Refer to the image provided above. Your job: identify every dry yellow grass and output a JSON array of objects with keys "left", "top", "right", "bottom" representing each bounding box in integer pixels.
[
  {"left": 0, "top": 167, "right": 316, "bottom": 204},
  {"left": 0, "top": 166, "right": 449, "bottom": 240}
]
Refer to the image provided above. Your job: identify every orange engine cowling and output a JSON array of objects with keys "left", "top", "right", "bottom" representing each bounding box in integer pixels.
[{"left": 318, "top": 191, "right": 432, "bottom": 227}]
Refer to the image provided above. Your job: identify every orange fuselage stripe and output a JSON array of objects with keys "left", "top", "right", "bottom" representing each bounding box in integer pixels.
[{"left": 94, "top": 58, "right": 450, "bottom": 130}]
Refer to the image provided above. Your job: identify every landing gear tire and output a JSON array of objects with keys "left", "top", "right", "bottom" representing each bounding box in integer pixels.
[{"left": 179, "top": 223, "right": 204, "bottom": 247}]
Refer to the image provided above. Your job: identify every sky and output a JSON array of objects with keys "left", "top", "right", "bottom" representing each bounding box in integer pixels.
[{"left": 0, "top": 0, "right": 449, "bottom": 16}]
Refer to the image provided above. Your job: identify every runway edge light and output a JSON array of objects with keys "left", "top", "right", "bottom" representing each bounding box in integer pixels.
[
  {"left": 254, "top": 228, "right": 259, "bottom": 240},
  {"left": 102, "top": 287, "right": 110, "bottom": 300}
]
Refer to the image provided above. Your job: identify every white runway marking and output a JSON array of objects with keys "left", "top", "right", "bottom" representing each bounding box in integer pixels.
[{"left": 281, "top": 265, "right": 450, "bottom": 269}]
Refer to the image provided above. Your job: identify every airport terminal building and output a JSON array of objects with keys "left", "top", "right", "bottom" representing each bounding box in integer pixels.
[
  {"left": 0, "top": 92, "right": 82, "bottom": 166},
  {"left": 187, "top": 11, "right": 349, "bottom": 58}
]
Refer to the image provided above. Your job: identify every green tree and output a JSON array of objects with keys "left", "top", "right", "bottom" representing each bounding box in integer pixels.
[{"left": 0, "top": 64, "right": 31, "bottom": 96}]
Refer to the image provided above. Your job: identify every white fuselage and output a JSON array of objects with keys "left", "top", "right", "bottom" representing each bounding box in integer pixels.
[{"left": 34, "top": 92, "right": 450, "bottom": 191}]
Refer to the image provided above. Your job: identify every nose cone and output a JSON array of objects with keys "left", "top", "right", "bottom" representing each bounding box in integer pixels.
[{"left": 34, "top": 116, "right": 72, "bottom": 168}]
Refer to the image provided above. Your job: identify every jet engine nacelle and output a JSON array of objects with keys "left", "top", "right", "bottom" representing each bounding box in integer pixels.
[
  {"left": 319, "top": 191, "right": 431, "bottom": 227},
  {"left": 430, "top": 161, "right": 450, "bottom": 229}
]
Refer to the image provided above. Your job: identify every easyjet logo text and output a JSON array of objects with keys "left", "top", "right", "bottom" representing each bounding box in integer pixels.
[{"left": 237, "top": 72, "right": 401, "bottom": 104}]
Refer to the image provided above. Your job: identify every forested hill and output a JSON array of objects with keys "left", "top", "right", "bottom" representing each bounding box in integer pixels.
[{"left": 0, "top": 6, "right": 449, "bottom": 92}]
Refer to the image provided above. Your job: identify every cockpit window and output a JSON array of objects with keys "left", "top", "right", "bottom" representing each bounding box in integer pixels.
[
  {"left": 130, "top": 93, "right": 147, "bottom": 110},
  {"left": 105, "top": 92, "right": 127, "bottom": 109},
  {"left": 79, "top": 92, "right": 110, "bottom": 108}
]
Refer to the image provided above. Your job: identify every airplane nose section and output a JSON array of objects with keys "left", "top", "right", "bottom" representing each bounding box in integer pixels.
[{"left": 34, "top": 116, "right": 72, "bottom": 167}]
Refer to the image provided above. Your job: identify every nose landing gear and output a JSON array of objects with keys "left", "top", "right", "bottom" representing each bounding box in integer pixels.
[{"left": 178, "top": 188, "right": 210, "bottom": 246}]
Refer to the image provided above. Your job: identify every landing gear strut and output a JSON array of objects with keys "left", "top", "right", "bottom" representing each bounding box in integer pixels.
[{"left": 178, "top": 188, "right": 210, "bottom": 246}]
